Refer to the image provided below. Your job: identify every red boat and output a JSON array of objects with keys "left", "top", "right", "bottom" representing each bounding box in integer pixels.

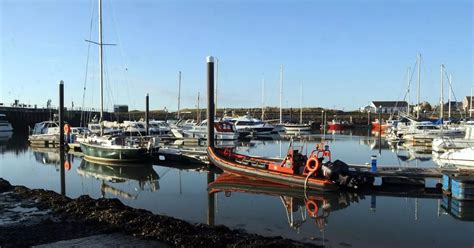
[
  {"left": 207, "top": 143, "right": 357, "bottom": 191},
  {"left": 327, "top": 120, "right": 351, "bottom": 130},
  {"left": 371, "top": 119, "right": 389, "bottom": 131},
  {"left": 208, "top": 173, "right": 355, "bottom": 222}
]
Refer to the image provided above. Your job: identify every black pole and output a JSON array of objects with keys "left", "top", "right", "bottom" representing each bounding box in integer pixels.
[
  {"left": 59, "top": 80, "right": 65, "bottom": 196},
  {"left": 378, "top": 106, "right": 382, "bottom": 155},
  {"left": 145, "top": 93, "right": 149, "bottom": 135},
  {"left": 207, "top": 171, "right": 215, "bottom": 225},
  {"left": 207, "top": 56, "right": 215, "bottom": 148}
]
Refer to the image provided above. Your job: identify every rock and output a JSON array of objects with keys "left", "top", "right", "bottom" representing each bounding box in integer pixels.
[{"left": 0, "top": 178, "right": 13, "bottom": 193}]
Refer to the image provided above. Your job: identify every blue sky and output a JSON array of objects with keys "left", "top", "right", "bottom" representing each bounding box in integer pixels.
[{"left": 1, "top": 0, "right": 472, "bottom": 111}]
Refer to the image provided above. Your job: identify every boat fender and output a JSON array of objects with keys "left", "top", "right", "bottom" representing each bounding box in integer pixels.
[
  {"left": 305, "top": 157, "right": 320, "bottom": 174},
  {"left": 64, "top": 124, "right": 71, "bottom": 134},
  {"left": 305, "top": 200, "right": 319, "bottom": 217},
  {"left": 64, "top": 161, "right": 71, "bottom": 171}
]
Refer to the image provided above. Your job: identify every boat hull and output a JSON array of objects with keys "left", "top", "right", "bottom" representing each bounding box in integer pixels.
[
  {"left": 79, "top": 142, "right": 149, "bottom": 162},
  {"left": 207, "top": 147, "right": 338, "bottom": 191}
]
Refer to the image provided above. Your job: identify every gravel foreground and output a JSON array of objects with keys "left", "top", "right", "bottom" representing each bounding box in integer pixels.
[{"left": 0, "top": 178, "right": 320, "bottom": 248}]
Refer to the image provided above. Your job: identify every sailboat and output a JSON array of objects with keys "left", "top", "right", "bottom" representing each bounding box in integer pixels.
[
  {"left": 79, "top": 0, "right": 158, "bottom": 163},
  {"left": 284, "top": 84, "right": 311, "bottom": 133}
]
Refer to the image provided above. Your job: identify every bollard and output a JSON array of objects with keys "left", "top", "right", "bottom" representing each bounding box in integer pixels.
[
  {"left": 371, "top": 155, "right": 377, "bottom": 172},
  {"left": 206, "top": 56, "right": 215, "bottom": 149}
]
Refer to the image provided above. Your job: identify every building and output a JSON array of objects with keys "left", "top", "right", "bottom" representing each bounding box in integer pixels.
[
  {"left": 443, "top": 101, "right": 463, "bottom": 112},
  {"left": 114, "top": 105, "right": 128, "bottom": 113},
  {"left": 463, "top": 96, "right": 473, "bottom": 113},
  {"left": 368, "top": 101, "right": 408, "bottom": 114}
]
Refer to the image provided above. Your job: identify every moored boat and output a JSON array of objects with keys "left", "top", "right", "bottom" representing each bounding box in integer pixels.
[
  {"left": 207, "top": 142, "right": 361, "bottom": 191},
  {"left": 0, "top": 114, "right": 13, "bottom": 132},
  {"left": 79, "top": 135, "right": 159, "bottom": 163}
]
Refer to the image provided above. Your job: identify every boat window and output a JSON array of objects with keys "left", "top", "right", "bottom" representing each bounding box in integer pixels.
[{"left": 0, "top": 115, "right": 7, "bottom": 122}]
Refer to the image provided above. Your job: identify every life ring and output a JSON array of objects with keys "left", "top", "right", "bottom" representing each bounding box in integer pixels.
[
  {"left": 64, "top": 124, "right": 71, "bottom": 134},
  {"left": 64, "top": 161, "right": 71, "bottom": 171},
  {"left": 305, "top": 200, "right": 319, "bottom": 217},
  {"left": 305, "top": 157, "right": 320, "bottom": 173}
]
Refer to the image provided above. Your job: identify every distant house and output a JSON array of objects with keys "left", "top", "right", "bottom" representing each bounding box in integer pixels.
[
  {"left": 368, "top": 101, "right": 408, "bottom": 114},
  {"left": 443, "top": 101, "right": 463, "bottom": 112},
  {"left": 463, "top": 96, "right": 473, "bottom": 112}
]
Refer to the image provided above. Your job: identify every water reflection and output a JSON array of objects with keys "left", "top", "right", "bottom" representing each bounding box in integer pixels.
[
  {"left": 0, "top": 131, "right": 28, "bottom": 154},
  {"left": 78, "top": 159, "right": 160, "bottom": 199},
  {"left": 208, "top": 173, "right": 359, "bottom": 232}
]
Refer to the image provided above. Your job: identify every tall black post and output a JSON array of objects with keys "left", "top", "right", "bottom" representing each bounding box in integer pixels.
[
  {"left": 378, "top": 106, "right": 382, "bottom": 155},
  {"left": 59, "top": 80, "right": 66, "bottom": 196},
  {"left": 207, "top": 56, "right": 215, "bottom": 148},
  {"left": 145, "top": 93, "right": 149, "bottom": 135},
  {"left": 207, "top": 171, "right": 215, "bottom": 225}
]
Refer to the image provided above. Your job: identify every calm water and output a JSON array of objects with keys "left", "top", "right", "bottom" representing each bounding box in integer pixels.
[{"left": 1, "top": 130, "right": 472, "bottom": 247}]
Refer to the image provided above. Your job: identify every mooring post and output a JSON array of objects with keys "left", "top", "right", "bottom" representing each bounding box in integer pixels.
[
  {"left": 145, "top": 93, "right": 149, "bottom": 135},
  {"left": 207, "top": 171, "right": 215, "bottom": 225},
  {"left": 378, "top": 105, "right": 382, "bottom": 155},
  {"left": 207, "top": 56, "right": 215, "bottom": 148},
  {"left": 59, "top": 80, "right": 66, "bottom": 195}
]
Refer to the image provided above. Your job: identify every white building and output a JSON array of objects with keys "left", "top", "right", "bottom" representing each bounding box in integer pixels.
[{"left": 367, "top": 101, "right": 408, "bottom": 114}]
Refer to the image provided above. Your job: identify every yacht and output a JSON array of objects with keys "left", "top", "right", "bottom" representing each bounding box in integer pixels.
[
  {"left": 225, "top": 114, "right": 276, "bottom": 136},
  {"left": 435, "top": 147, "right": 474, "bottom": 168},
  {"left": 182, "top": 120, "right": 239, "bottom": 140},
  {"left": 0, "top": 114, "right": 13, "bottom": 132},
  {"left": 148, "top": 120, "right": 172, "bottom": 136},
  {"left": 29, "top": 121, "right": 60, "bottom": 144},
  {"left": 403, "top": 121, "right": 465, "bottom": 142},
  {"left": 432, "top": 125, "right": 474, "bottom": 152}
]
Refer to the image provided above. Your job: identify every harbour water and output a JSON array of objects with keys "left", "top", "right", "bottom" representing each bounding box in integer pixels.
[{"left": 1, "top": 130, "right": 472, "bottom": 247}]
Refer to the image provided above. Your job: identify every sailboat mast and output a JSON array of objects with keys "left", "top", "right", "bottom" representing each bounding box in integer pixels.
[
  {"left": 215, "top": 58, "right": 218, "bottom": 117},
  {"left": 300, "top": 83, "right": 303, "bottom": 124},
  {"left": 407, "top": 67, "right": 411, "bottom": 115},
  {"left": 98, "top": 0, "right": 104, "bottom": 123},
  {"left": 417, "top": 53, "right": 421, "bottom": 119},
  {"left": 448, "top": 73, "right": 452, "bottom": 120},
  {"left": 279, "top": 65, "right": 283, "bottom": 124},
  {"left": 471, "top": 86, "right": 473, "bottom": 118},
  {"left": 197, "top": 92, "right": 200, "bottom": 122},
  {"left": 178, "top": 71, "right": 181, "bottom": 119},
  {"left": 261, "top": 76, "right": 265, "bottom": 121},
  {"left": 440, "top": 64, "right": 444, "bottom": 120}
]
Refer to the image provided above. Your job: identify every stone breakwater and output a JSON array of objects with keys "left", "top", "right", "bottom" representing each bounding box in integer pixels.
[{"left": 0, "top": 178, "right": 320, "bottom": 248}]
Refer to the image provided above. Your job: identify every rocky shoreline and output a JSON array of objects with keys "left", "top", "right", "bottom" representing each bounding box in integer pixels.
[{"left": 0, "top": 178, "right": 320, "bottom": 247}]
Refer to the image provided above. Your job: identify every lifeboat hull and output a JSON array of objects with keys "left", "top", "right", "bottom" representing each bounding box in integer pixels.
[{"left": 207, "top": 147, "right": 338, "bottom": 191}]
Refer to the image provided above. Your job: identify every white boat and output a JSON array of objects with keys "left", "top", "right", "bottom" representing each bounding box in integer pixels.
[
  {"left": 432, "top": 125, "right": 474, "bottom": 152},
  {"left": 435, "top": 147, "right": 474, "bottom": 168},
  {"left": 149, "top": 120, "right": 171, "bottom": 136},
  {"left": 0, "top": 114, "right": 13, "bottom": 132},
  {"left": 284, "top": 123, "right": 312, "bottom": 133},
  {"left": 29, "top": 121, "right": 61, "bottom": 144},
  {"left": 122, "top": 121, "right": 147, "bottom": 136},
  {"left": 88, "top": 123, "right": 122, "bottom": 136},
  {"left": 225, "top": 114, "right": 276, "bottom": 136},
  {"left": 182, "top": 120, "right": 239, "bottom": 140},
  {"left": 403, "top": 121, "right": 464, "bottom": 142}
]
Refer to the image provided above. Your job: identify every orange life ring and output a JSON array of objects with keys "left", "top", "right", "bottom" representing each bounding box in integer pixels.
[
  {"left": 305, "top": 200, "right": 319, "bottom": 217},
  {"left": 305, "top": 157, "right": 320, "bottom": 173},
  {"left": 64, "top": 124, "right": 71, "bottom": 134},
  {"left": 64, "top": 161, "right": 71, "bottom": 171}
]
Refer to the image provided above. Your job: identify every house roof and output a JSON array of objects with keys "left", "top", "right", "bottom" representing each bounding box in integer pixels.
[{"left": 371, "top": 101, "right": 408, "bottom": 108}]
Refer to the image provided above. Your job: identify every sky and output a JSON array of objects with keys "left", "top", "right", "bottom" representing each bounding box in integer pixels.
[{"left": 1, "top": 0, "right": 472, "bottom": 112}]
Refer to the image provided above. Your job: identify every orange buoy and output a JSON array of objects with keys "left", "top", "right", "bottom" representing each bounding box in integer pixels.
[
  {"left": 305, "top": 157, "right": 320, "bottom": 173},
  {"left": 64, "top": 123, "right": 71, "bottom": 134},
  {"left": 305, "top": 200, "right": 319, "bottom": 217},
  {"left": 64, "top": 161, "right": 71, "bottom": 171}
]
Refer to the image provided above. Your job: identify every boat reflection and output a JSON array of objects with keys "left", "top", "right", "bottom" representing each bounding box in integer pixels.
[
  {"left": 78, "top": 158, "right": 160, "bottom": 199},
  {"left": 440, "top": 196, "right": 474, "bottom": 221},
  {"left": 32, "top": 147, "right": 61, "bottom": 165},
  {"left": 208, "top": 173, "right": 359, "bottom": 231}
]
